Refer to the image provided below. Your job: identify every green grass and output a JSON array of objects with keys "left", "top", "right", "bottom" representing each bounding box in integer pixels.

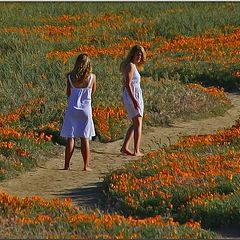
[
  {"left": 0, "top": 1, "right": 235, "bottom": 181},
  {"left": 0, "top": 3, "right": 238, "bottom": 238}
]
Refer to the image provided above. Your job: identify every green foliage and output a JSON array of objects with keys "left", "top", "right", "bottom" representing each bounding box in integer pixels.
[
  {"left": 156, "top": 61, "right": 240, "bottom": 90},
  {"left": 154, "top": 2, "right": 240, "bottom": 39},
  {"left": 180, "top": 192, "right": 240, "bottom": 228}
]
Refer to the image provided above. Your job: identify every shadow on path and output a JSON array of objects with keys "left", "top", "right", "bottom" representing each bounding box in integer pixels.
[
  {"left": 211, "top": 226, "right": 240, "bottom": 238},
  {"left": 55, "top": 182, "right": 106, "bottom": 210}
]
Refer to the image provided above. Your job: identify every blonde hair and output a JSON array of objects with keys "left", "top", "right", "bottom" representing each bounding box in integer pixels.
[
  {"left": 69, "top": 53, "right": 92, "bottom": 84},
  {"left": 120, "top": 45, "right": 146, "bottom": 73}
]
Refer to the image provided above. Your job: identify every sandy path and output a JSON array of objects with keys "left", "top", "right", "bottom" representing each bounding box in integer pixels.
[{"left": 1, "top": 93, "right": 240, "bottom": 211}]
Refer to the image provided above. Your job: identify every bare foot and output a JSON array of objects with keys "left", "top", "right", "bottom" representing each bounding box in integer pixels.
[
  {"left": 63, "top": 166, "right": 70, "bottom": 170},
  {"left": 83, "top": 167, "right": 93, "bottom": 171},
  {"left": 134, "top": 152, "right": 144, "bottom": 157},
  {"left": 120, "top": 148, "right": 134, "bottom": 156}
]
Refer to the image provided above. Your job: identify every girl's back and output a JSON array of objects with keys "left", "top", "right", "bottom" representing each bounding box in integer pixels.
[
  {"left": 60, "top": 73, "right": 95, "bottom": 139},
  {"left": 67, "top": 74, "right": 93, "bottom": 111}
]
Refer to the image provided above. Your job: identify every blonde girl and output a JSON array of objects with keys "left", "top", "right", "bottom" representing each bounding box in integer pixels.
[
  {"left": 120, "top": 45, "right": 146, "bottom": 156},
  {"left": 60, "top": 53, "right": 96, "bottom": 171}
]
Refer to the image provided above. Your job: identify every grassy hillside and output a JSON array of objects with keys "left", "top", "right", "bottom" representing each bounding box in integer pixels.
[
  {"left": 0, "top": 1, "right": 235, "bottom": 178},
  {"left": 0, "top": 2, "right": 239, "bottom": 238}
]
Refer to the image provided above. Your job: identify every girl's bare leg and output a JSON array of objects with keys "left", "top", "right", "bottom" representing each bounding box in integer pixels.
[
  {"left": 64, "top": 138, "right": 75, "bottom": 169},
  {"left": 121, "top": 125, "right": 134, "bottom": 155},
  {"left": 133, "top": 116, "right": 144, "bottom": 156},
  {"left": 80, "top": 137, "right": 92, "bottom": 171}
]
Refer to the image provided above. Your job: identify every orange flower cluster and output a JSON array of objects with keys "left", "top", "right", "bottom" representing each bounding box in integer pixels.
[
  {"left": 0, "top": 192, "right": 73, "bottom": 216},
  {"left": 0, "top": 191, "right": 186, "bottom": 233},
  {"left": 189, "top": 192, "right": 231, "bottom": 207},
  {"left": 16, "top": 98, "right": 45, "bottom": 119},
  {"left": 45, "top": 27, "right": 239, "bottom": 64},
  {"left": 53, "top": 13, "right": 123, "bottom": 30},
  {"left": 110, "top": 148, "right": 240, "bottom": 200},
  {"left": 0, "top": 13, "right": 130, "bottom": 45},
  {"left": 47, "top": 37, "right": 152, "bottom": 63},
  {"left": 0, "top": 98, "right": 52, "bottom": 141},
  {"left": 56, "top": 12, "right": 123, "bottom": 26},
  {"left": 0, "top": 98, "right": 53, "bottom": 174},
  {"left": 0, "top": 188, "right": 209, "bottom": 238},
  {"left": 96, "top": 13, "right": 124, "bottom": 30},
  {"left": 0, "top": 128, "right": 21, "bottom": 139},
  {"left": 0, "top": 141, "right": 16, "bottom": 149},
  {"left": 39, "top": 122, "right": 59, "bottom": 131},
  {"left": 15, "top": 148, "right": 29, "bottom": 157},
  {"left": 56, "top": 14, "right": 86, "bottom": 23},
  {"left": 2, "top": 14, "right": 237, "bottom": 69},
  {"left": 33, "top": 25, "right": 77, "bottom": 42},
  {"left": 233, "top": 71, "right": 240, "bottom": 77},
  {"left": 67, "top": 211, "right": 178, "bottom": 229},
  {"left": 0, "top": 128, "right": 52, "bottom": 144},
  {"left": 1, "top": 27, "right": 28, "bottom": 35},
  {"left": 157, "top": 28, "right": 240, "bottom": 64},
  {"left": 17, "top": 214, "right": 53, "bottom": 224},
  {"left": 58, "top": 15, "right": 72, "bottom": 22},
  {"left": 185, "top": 219, "right": 201, "bottom": 229},
  {"left": 107, "top": 117, "right": 240, "bottom": 217},
  {"left": 175, "top": 120, "right": 240, "bottom": 148},
  {"left": 92, "top": 106, "right": 127, "bottom": 142},
  {"left": 1, "top": 24, "right": 77, "bottom": 43},
  {"left": 188, "top": 83, "right": 230, "bottom": 102},
  {"left": 95, "top": 233, "right": 140, "bottom": 239}
]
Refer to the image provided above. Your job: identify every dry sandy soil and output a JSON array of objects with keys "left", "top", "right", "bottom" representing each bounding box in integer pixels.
[{"left": 1, "top": 93, "right": 240, "bottom": 238}]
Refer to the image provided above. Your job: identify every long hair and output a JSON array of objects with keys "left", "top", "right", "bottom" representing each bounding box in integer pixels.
[
  {"left": 69, "top": 53, "right": 92, "bottom": 84},
  {"left": 120, "top": 45, "right": 146, "bottom": 73}
]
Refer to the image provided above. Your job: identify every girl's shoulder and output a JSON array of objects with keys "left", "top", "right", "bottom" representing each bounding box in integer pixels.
[
  {"left": 126, "top": 62, "right": 136, "bottom": 72},
  {"left": 90, "top": 73, "right": 96, "bottom": 83},
  {"left": 129, "top": 62, "right": 136, "bottom": 67}
]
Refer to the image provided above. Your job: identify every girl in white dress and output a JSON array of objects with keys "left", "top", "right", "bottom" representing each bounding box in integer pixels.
[
  {"left": 60, "top": 53, "right": 96, "bottom": 171},
  {"left": 120, "top": 45, "right": 146, "bottom": 156}
]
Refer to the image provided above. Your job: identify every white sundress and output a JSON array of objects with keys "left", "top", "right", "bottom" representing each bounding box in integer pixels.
[
  {"left": 60, "top": 74, "right": 95, "bottom": 139},
  {"left": 122, "top": 64, "right": 144, "bottom": 119}
]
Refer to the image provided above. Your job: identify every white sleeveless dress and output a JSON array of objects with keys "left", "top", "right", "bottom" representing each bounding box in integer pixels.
[
  {"left": 122, "top": 64, "right": 144, "bottom": 119},
  {"left": 60, "top": 74, "right": 95, "bottom": 139}
]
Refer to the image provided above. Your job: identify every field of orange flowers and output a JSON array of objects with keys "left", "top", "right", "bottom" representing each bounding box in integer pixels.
[
  {"left": 104, "top": 118, "right": 240, "bottom": 231},
  {"left": 0, "top": 191, "right": 218, "bottom": 238},
  {"left": 0, "top": 2, "right": 233, "bottom": 178},
  {"left": 0, "top": 2, "right": 239, "bottom": 238}
]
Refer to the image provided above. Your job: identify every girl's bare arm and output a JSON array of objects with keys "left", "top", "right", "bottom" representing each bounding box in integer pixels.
[
  {"left": 91, "top": 74, "right": 96, "bottom": 94},
  {"left": 125, "top": 63, "right": 139, "bottom": 110},
  {"left": 66, "top": 77, "right": 71, "bottom": 97}
]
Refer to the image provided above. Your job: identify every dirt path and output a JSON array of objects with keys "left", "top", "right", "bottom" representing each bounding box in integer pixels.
[{"left": 1, "top": 93, "right": 240, "bottom": 236}]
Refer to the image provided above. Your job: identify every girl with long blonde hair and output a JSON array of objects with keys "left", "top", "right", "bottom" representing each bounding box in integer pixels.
[
  {"left": 60, "top": 53, "right": 96, "bottom": 171},
  {"left": 120, "top": 45, "right": 146, "bottom": 156}
]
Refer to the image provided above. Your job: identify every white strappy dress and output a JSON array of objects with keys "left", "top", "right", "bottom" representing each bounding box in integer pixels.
[
  {"left": 60, "top": 74, "right": 95, "bottom": 139},
  {"left": 122, "top": 64, "right": 144, "bottom": 119}
]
